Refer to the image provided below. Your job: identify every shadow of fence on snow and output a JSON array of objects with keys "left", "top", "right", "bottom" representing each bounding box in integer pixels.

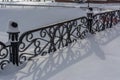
[{"left": 11, "top": 24, "right": 120, "bottom": 80}]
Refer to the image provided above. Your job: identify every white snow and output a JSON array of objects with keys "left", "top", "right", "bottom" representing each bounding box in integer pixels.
[
  {"left": 0, "top": 2, "right": 120, "bottom": 80},
  {"left": 1, "top": 23, "right": 120, "bottom": 80},
  {"left": 0, "top": 7, "right": 85, "bottom": 32}
]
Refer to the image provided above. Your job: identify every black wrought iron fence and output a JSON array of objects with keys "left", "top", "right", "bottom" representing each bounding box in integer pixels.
[
  {"left": 19, "top": 17, "right": 88, "bottom": 62},
  {"left": 0, "top": 9, "right": 120, "bottom": 70},
  {"left": 92, "top": 10, "right": 120, "bottom": 32}
]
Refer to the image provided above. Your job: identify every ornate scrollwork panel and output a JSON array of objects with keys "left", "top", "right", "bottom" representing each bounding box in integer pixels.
[{"left": 19, "top": 17, "right": 88, "bottom": 61}]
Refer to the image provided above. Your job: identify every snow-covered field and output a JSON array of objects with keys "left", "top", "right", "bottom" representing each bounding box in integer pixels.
[{"left": 0, "top": 2, "right": 120, "bottom": 80}]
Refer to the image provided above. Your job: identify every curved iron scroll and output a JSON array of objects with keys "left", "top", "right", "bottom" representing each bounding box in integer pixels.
[
  {"left": 0, "top": 41, "right": 10, "bottom": 70},
  {"left": 19, "top": 17, "right": 88, "bottom": 61}
]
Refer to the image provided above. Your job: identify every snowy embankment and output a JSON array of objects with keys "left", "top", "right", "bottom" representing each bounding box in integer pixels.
[{"left": 0, "top": 2, "right": 120, "bottom": 80}]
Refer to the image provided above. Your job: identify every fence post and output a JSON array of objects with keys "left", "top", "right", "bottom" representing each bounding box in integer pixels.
[
  {"left": 87, "top": 7, "right": 93, "bottom": 34},
  {"left": 7, "top": 21, "right": 20, "bottom": 66}
]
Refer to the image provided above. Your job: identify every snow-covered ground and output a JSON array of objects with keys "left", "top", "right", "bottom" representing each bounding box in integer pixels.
[
  {"left": 1, "top": 23, "right": 120, "bottom": 80},
  {"left": 0, "top": 2, "right": 120, "bottom": 80}
]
